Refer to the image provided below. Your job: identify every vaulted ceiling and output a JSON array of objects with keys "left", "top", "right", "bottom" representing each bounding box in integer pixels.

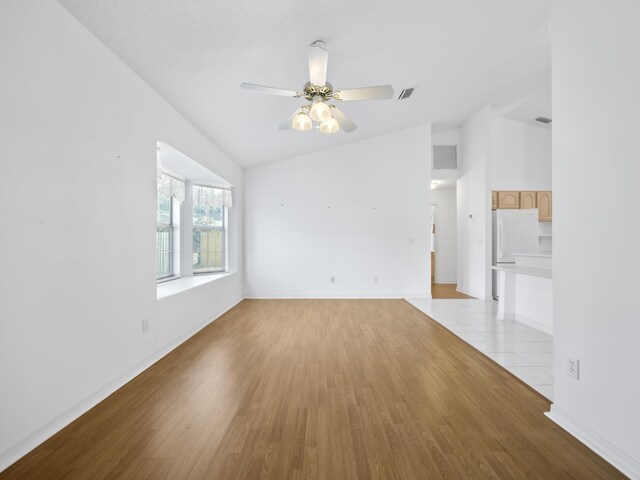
[{"left": 59, "top": 0, "right": 551, "bottom": 168}]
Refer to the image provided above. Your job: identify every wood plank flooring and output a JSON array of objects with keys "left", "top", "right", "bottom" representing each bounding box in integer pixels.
[
  {"left": 431, "top": 283, "right": 475, "bottom": 299},
  {"left": 1, "top": 299, "right": 625, "bottom": 479}
]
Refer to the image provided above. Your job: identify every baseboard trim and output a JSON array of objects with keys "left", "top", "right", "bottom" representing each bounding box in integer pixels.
[
  {"left": 514, "top": 314, "right": 553, "bottom": 336},
  {"left": 0, "top": 297, "right": 244, "bottom": 474},
  {"left": 244, "top": 295, "right": 411, "bottom": 299},
  {"left": 546, "top": 405, "right": 639, "bottom": 479},
  {"left": 455, "top": 287, "right": 486, "bottom": 300},
  {"left": 495, "top": 312, "right": 553, "bottom": 336}
]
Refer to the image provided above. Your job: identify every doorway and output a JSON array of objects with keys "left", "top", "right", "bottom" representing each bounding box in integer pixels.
[{"left": 431, "top": 180, "right": 473, "bottom": 299}]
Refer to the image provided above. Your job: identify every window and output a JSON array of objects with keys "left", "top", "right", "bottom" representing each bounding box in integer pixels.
[
  {"left": 156, "top": 192, "right": 173, "bottom": 279},
  {"left": 192, "top": 185, "right": 230, "bottom": 274},
  {"left": 156, "top": 142, "right": 233, "bottom": 285},
  {"left": 156, "top": 172, "right": 185, "bottom": 281}
]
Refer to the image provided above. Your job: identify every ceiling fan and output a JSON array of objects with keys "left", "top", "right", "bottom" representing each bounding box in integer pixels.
[{"left": 240, "top": 41, "right": 394, "bottom": 134}]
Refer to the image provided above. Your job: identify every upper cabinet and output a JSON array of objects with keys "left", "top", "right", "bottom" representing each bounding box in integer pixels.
[
  {"left": 520, "top": 191, "right": 537, "bottom": 210},
  {"left": 491, "top": 190, "right": 552, "bottom": 222},
  {"left": 497, "top": 191, "right": 520, "bottom": 209},
  {"left": 537, "top": 191, "right": 553, "bottom": 222}
]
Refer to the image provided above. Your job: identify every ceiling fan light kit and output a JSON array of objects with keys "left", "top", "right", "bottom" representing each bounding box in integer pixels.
[
  {"left": 241, "top": 41, "right": 394, "bottom": 135},
  {"left": 320, "top": 117, "right": 339, "bottom": 134},
  {"left": 292, "top": 111, "right": 313, "bottom": 131},
  {"left": 309, "top": 100, "right": 331, "bottom": 123}
]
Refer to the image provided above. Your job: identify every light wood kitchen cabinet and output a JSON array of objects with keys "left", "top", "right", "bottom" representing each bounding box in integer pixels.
[
  {"left": 520, "top": 191, "right": 537, "bottom": 210},
  {"left": 431, "top": 251, "right": 435, "bottom": 282},
  {"left": 497, "top": 191, "right": 520, "bottom": 209},
  {"left": 537, "top": 191, "right": 552, "bottom": 221},
  {"left": 491, "top": 190, "right": 553, "bottom": 222}
]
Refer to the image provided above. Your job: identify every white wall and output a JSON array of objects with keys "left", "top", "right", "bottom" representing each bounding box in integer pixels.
[
  {"left": 457, "top": 106, "right": 492, "bottom": 299},
  {"left": 431, "top": 128, "right": 461, "bottom": 180},
  {"left": 432, "top": 128, "right": 462, "bottom": 148},
  {"left": 491, "top": 117, "right": 551, "bottom": 191},
  {"left": 549, "top": 1, "right": 640, "bottom": 477},
  {"left": 431, "top": 189, "right": 457, "bottom": 283},
  {"left": 0, "top": 0, "right": 243, "bottom": 470},
  {"left": 244, "top": 126, "right": 431, "bottom": 299}
]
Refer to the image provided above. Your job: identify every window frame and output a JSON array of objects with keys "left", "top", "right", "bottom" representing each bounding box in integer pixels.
[
  {"left": 156, "top": 171, "right": 184, "bottom": 284},
  {"left": 192, "top": 185, "right": 228, "bottom": 275},
  {"left": 156, "top": 193, "right": 174, "bottom": 282}
]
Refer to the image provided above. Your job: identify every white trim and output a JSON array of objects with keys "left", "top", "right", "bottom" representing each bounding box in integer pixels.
[
  {"left": 546, "top": 405, "right": 639, "bottom": 479},
  {"left": 434, "top": 280, "right": 457, "bottom": 285},
  {"left": 193, "top": 182, "right": 232, "bottom": 191},
  {"left": 157, "top": 271, "right": 235, "bottom": 299},
  {"left": 243, "top": 294, "right": 419, "bottom": 300},
  {"left": 513, "top": 314, "right": 553, "bottom": 336},
  {"left": 495, "top": 312, "right": 553, "bottom": 336},
  {"left": 496, "top": 311, "right": 515, "bottom": 321},
  {"left": 160, "top": 168, "right": 186, "bottom": 182},
  {"left": 0, "top": 297, "right": 243, "bottom": 474},
  {"left": 455, "top": 287, "right": 486, "bottom": 299},
  {"left": 491, "top": 264, "right": 552, "bottom": 279}
]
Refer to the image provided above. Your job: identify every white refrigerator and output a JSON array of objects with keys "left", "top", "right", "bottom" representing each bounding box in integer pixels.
[{"left": 492, "top": 209, "right": 539, "bottom": 299}]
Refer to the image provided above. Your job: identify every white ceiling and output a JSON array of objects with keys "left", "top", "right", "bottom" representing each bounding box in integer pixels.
[
  {"left": 502, "top": 82, "right": 552, "bottom": 129},
  {"left": 59, "top": 0, "right": 551, "bottom": 168}
]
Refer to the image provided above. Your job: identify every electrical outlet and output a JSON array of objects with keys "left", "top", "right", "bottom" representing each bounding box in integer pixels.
[
  {"left": 373, "top": 276, "right": 379, "bottom": 284},
  {"left": 142, "top": 318, "right": 149, "bottom": 333},
  {"left": 330, "top": 276, "right": 335, "bottom": 284},
  {"left": 567, "top": 357, "right": 579, "bottom": 379}
]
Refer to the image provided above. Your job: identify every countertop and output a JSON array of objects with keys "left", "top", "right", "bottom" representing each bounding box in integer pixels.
[{"left": 491, "top": 264, "right": 552, "bottom": 279}]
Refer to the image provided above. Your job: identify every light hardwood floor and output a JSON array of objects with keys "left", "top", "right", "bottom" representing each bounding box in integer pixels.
[
  {"left": 431, "top": 283, "right": 475, "bottom": 299},
  {"left": 1, "top": 300, "right": 624, "bottom": 479}
]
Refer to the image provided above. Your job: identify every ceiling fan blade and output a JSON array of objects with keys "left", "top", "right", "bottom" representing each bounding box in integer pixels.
[
  {"left": 240, "top": 83, "right": 300, "bottom": 97},
  {"left": 279, "top": 108, "right": 302, "bottom": 130},
  {"left": 308, "top": 41, "right": 328, "bottom": 87},
  {"left": 334, "top": 85, "right": 394, "bottom": 101},
  {"left": 330, "top": 106, "right": 357, "bottom": 133}
]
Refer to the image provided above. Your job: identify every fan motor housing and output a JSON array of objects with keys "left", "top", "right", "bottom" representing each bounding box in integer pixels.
[{"left": 302, "top": 82, "right": 334, "bottom": 101}]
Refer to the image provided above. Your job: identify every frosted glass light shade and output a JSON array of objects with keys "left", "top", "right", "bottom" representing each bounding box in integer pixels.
[
  {"left": 292, "top": 113, "right": 312, "bottom": 131},
  {"left": 309, "top": 101, "right": 331, "bottom": 122},
  {"left": 320, "top": 117, "right": 339, "bottom": 134}
]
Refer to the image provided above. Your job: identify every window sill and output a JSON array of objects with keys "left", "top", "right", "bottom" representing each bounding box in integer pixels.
[
  {"left": 157, "top": 271, "right": 235, "bottom": 300},
  {"left": 157, "top": 275, "right": 179, "bottom": 285}
]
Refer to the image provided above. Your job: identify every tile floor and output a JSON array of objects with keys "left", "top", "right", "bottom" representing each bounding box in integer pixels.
[{"left": 406, "top": 297, "right": 554, "bottom": 400}]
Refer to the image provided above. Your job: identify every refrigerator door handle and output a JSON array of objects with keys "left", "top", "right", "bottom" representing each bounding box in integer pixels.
[{"left": 498, "top": 221, "right": 505, "bottom": 261}]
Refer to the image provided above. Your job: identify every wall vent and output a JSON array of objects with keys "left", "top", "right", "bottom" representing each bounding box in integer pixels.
[
  {"left": 398, "top": 87, "right": 415, "bottom": 100},
  {"left": 535, "top": 116, "right": 552, "bottom": 124},
  {"left": 433, "top": 145, "right": 457, "bottom": 170}
]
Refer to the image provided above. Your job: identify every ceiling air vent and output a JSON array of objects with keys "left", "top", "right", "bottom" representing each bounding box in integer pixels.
[
  {"left": 536, "top": 116, "right": 552, "bottom": 124},
  {"left": 398, "top": 87, "right": 415, "bottom": 100},
  {"left": 433, "top": 145, "right": 457, "bottom": 170}
]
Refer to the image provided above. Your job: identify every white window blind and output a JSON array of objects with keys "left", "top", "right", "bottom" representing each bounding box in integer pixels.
[
  {"left": 192, "top": 185, "right": 232, "bottom": 208},
  {"left": 157, "top": 172, "right": 185, "bottom": 203}
]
